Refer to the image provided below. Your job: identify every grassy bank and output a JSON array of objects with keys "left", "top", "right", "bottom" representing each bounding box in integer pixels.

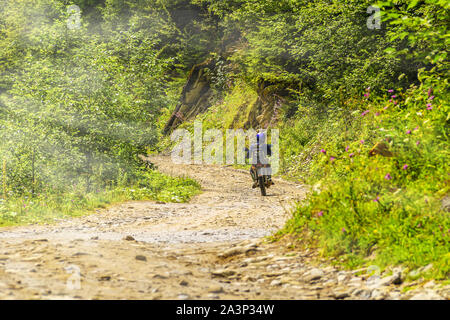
[
  {"left": 0, "top": 169, "right": 201, "bottom": 227},
  {"left": 278, "top": 83, "right": 449, "bottom": 280}
]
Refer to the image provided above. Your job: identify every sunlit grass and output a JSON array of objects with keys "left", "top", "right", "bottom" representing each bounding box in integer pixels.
[
  {"left": 278, "top": 84, "right": 450, "bottom": 279},
  {"left": 0, "top": 169, "right": 201, "bottom": 227}
]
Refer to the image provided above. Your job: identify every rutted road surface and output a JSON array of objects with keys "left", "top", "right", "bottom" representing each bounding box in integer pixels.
[{"left": 0, "top": 156, "right": 448, "bottom": 300}]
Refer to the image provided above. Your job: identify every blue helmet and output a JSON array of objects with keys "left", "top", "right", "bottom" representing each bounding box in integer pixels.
[{"left": 257, "top": 131, "right": 266, "bottom": 144}]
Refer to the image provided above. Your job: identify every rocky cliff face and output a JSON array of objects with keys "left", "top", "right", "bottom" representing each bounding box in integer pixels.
[
  {"left": 163, "top": 59, "right": 215, "bottom": 133},
  {"left": 244, "top": 81, "right": 287, "bottom": 130},
  {"left": 164, "top": 59, "right": 296, "bottom": 132}
]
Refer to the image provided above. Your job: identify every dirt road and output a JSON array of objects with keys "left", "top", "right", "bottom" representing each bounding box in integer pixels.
[{"left": 0, "top": 156, "right": 447, "bottom": 300}]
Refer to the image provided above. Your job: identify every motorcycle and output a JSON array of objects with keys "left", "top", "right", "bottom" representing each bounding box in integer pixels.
[
  {"left": 246, "top": 144, "right": 273, "bottom": 196},
  {"left": 251, "top": 163, "right": 273, "bottom": 196}
]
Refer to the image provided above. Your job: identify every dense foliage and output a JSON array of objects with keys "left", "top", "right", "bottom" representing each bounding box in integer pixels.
[{"left": 0, "top": 0, "right": 201, "bottom": 224}]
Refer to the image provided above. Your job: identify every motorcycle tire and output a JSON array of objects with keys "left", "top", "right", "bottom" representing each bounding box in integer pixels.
[{"left": 258, "top": 176, "right": 266, "bottom": 196}]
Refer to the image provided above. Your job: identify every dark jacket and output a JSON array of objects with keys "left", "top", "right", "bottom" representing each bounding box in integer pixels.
[{"left": 245, "top": 143, "right": 272, "bottom": 165}]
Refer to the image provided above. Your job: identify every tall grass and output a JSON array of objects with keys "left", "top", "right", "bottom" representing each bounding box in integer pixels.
[
  {"left": 0, "top": 169, "right": 201, "bottom": 227},
  {"left": 279, "top": 83, "right": 449, "bottom": 279}
]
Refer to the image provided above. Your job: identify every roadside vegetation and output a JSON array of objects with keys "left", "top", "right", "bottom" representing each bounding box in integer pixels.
[
  {"left": 0, "top": 169, "right": 200, "bottom": 227},
  {"left": 0, "top": 0, "right": 201, "bottom": 226}
]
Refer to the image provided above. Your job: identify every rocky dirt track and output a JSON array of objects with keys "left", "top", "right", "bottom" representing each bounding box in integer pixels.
[{"left": 0, "top": 156, "right": 448, "bottom": 300}]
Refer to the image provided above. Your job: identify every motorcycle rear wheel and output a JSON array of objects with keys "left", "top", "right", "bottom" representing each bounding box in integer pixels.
[{"left": 258, "top": 176, "right": 266, "bottom": 196}]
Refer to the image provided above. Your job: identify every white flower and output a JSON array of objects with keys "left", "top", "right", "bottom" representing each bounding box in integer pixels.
[{"left": 312, "top": 182, "right": 322, "bottom": 194}]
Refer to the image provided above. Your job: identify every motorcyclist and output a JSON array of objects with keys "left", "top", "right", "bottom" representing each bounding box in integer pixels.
[{"left": 245, "top": 132, "right": 274, "bottom": 188}]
